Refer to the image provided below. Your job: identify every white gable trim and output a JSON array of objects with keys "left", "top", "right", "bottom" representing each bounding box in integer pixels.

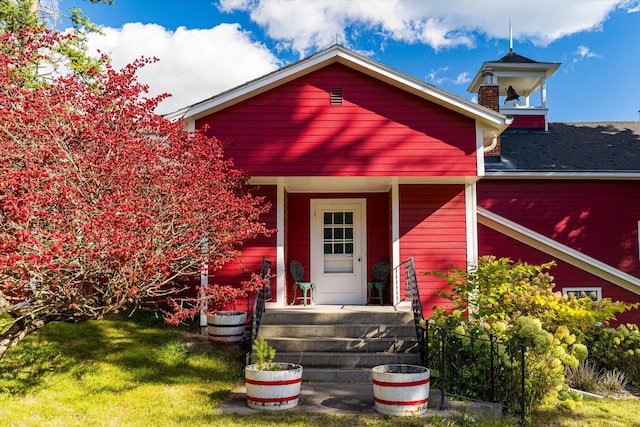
[
  {"left": 477, "top": 207, "right": 640, "bottom": 296},
  {"left": 168, "top": 45, "right": 509, "bottom": 133}
]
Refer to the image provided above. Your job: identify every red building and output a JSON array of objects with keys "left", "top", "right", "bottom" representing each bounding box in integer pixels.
[
  {"left": 468, "top": 49, "right": 640, "bottom": 325},
  {"left": 168, "top": 45, "right": 640, "bottom": 324}
]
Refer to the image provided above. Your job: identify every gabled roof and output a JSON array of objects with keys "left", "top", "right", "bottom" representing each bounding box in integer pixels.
[
  {"left": 165, "top": 44, "right": 510, "bottom": 133},
  {"left": 486, "top": 122, "right": 640, "bottom": 176}
]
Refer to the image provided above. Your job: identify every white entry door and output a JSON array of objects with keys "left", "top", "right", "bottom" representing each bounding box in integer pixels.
[{"left": 310, "top": 199, "right": 366, "bottom": 304}]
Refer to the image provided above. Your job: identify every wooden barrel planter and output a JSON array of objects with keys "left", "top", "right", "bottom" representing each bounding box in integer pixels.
[
  {"left": 244, "top": 363, "right": 303, "bottom": 410},
  {"left": 207, "top": 311, "right": 247, "bottom": 345},
  {"left": 372, "top": 364, "right": 430, "bottom": 416}
]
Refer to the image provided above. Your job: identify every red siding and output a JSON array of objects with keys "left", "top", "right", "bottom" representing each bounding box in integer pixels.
[
  {"left": 478, "top": 180, "right": 640, "bottom": 277},
  {"left": 478, "top": 179, "right": 640, "bottom": 325},
  {"left": 196, "top": 63, "right": 477, "bottom": 177},
  {"left": 210, "top": 185, "right": 278, "bottom": 311},
  {"left": 479, "top": 224, "right": 639, "bottom": 325},
  {"left": 509, "top": 114, "right": 546, "bottom": 129},
  {"left": 399, "top": 184, "right": 468, "bottom": 316},
  {"left": 286, "top": 192, "right": 391, "bottom": 304}
]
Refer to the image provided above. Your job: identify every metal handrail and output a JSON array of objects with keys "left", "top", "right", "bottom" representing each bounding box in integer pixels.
[
  {"left": 402, "top": 257, "right": 426, "bottom": 365},
  {"left": 247, "top": 257, "right": 272, "bottom": 364}
]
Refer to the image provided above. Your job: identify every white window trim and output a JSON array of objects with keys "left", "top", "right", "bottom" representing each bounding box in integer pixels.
[{"left": 562, "top": 287, "right": 602, "bottom": 301}]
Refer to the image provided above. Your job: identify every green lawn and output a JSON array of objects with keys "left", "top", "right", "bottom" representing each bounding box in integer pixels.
[{"left": 0, "top": 311, "right": 638, "bottom": 426}]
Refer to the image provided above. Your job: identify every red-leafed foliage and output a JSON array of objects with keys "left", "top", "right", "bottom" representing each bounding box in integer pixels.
[{"left": 0, "top": 28, "right": 272, "bottom": 359}]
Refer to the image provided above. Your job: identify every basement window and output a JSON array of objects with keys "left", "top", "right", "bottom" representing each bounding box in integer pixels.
[
  {"left": 562, "top": 287, "right": 602, "bottom": 302},
  {"left": 330, "top": 88, "right": 343, "bottom": 105}
]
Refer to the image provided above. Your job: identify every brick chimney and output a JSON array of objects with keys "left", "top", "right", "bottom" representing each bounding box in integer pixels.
[
  {"left": 478, "top": 68, "right": 501, "bottom": 157},
  {"left": 478, "top": 68, "right": 499, "bottom": 111}
]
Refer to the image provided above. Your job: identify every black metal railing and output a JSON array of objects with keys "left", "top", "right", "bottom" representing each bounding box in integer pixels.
[
  {"left": 422, "top": 321, "right": 526, "bottom": 425},
  {"left": 402, "top": 257, "right": 526, "bottom": 425},
  {"left": 403, "top": 257, "right": 426, "bottom": 366},
  {"left": 247, "top": 257, "right": 272, "bottom": 362}
]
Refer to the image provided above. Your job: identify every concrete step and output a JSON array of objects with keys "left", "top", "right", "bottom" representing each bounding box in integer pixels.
[
  {"left": 265, "top": 336, "right": 418, "bottom": 353},
  {"left": 260, "top": 308, "right": 414, "bottom": 326},
  {"left": 273, "top": 351, "right": 420, "bottom": 369},
  {"left": 259, "top": 324, "right": 416, "bottom": 339},
  {"left": 254, "top": 306, "right": 421, "bottom": 384},
  {"left": 301, "top": 367, "right": 373, "bottom": 382}
]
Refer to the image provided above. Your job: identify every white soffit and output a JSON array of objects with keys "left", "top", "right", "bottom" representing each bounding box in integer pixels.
[{"left": 250, "top": 176, "right": 480, "bottom": 192}]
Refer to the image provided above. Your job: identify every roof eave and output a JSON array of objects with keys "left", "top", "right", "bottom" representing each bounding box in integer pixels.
[
  {"left": 167, "top": 45, "right": 509, "bottom": 131},
  {"left": 484, "top": 171, "right": 640, "bottom": 179},
  {"left": 467, "top": 61, "right": 561, "bottom": 93}
]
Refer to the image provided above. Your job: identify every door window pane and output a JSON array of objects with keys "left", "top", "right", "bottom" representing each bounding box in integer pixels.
[
  {"left": 324, "top": 212, "right": 332, "bottom": 225},
  {"left": 322, "top": 209, "right": 354, "bottom": 274}
]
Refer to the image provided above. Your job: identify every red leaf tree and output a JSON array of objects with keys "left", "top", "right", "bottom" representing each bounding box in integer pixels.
[{"left": 0, "top": 28, "right": 272, "bottom": 359}]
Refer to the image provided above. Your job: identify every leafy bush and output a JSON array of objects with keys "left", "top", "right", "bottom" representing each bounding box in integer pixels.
[
  {"left": 586, "top": 323, "right": 640, "bottom": 385},
  {"left": 426, "top": 256, "right": 638, "bottom": 408}
]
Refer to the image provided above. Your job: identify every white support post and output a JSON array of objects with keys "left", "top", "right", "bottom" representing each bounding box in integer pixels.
[
  {"left": 391, "top": 182, "right": 403, "bottom": 306},
  {"left": 200, "top": 237, "right": 209, "bottom": 335},
  {"left": 275, "top": 182, "right": 286, "bottom": 307}
]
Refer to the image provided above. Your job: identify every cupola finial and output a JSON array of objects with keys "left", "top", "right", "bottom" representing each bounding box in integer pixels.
[{"left": 509, "top": 18, "right": 513, "bottom": 52}]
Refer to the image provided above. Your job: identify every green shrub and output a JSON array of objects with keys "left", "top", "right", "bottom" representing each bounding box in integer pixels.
[
  {"left": 426, "top": 256, "right": 638, "bottom": 408},
  {"left": 586, "top": 323, "right": 640, "bottom": 385},
  {"left": 250, "top": 337, "right": 276, "bottom": 370}
]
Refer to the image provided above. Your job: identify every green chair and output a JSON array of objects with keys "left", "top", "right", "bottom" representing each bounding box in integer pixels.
[
  {"left": 289, "top": 260, "right": 315, "bottom": 306},
  {"left": 367, "top": 260, "right": 390, "bottom": 305}
]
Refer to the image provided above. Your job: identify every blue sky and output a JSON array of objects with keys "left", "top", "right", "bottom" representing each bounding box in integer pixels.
[{"left": 55, "top": 0, "right": 640, "bottom": 122}]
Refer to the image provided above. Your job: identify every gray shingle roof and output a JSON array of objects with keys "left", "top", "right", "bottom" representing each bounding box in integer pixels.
[
  {"left": 487, "top": 122, "right": 640, "bottom": 172},
  {"left": 496, "top": 50, "right": 538, "bottom": 63}
]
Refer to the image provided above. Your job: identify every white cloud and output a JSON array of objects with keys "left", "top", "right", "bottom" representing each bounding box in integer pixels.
[
  {"left": 85, "top": 22, "right": 280, "bottom": 114},
  {"left": 426, "top": 66, "right": 449, "bottom": 85},
  {"left": 574, "top": 45, "right": 601, "bottom": 63},
  {"left": 426, "top": 67, "right": 469, "bottom": 86},
  {"left": 75, "top": 0, "right": 637, "bottom": 114},
  {"left": 219, "top": 0, "right": 633, "bottom": 55},
  {"left": 625, "top": 0, "right": 640, "bottom": 13},
  {"left": 453, "top": 72, "right": 471, "bottom": 85}
]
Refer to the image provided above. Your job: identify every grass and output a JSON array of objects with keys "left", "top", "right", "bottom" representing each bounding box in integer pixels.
[{"left": 0, "top": 311, "right": 639, "bottom": 426}]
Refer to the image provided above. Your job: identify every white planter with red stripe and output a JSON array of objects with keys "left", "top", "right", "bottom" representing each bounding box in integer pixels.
[
  {"left": 372, "top": 364, "right": 430, "bottom": 416},
  {"left": 207, "top": 311, "right": 247, "bottom": 345},
  {"left": 245, "top": 363, "right": 303, "bottom": 410}
]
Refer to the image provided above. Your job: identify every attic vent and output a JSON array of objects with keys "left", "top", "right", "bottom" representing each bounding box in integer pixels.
[{"left": 330, "top": 88, "right": 343, "bottom": 105}]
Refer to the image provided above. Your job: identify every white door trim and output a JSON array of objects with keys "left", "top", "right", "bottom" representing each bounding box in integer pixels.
[{"left": 310, "top": 198, "right": 367, "bottom": 304}]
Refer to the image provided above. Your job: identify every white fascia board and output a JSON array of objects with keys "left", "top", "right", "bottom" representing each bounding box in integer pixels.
[
  {"left": 175, "top": 45, "right": 508, "bottom": 131},
  {"left": 249, "top": 175, "right": 482, "bottom": 192},
  {"left": 478, "top": 207, "right": 640, "bottom": 296},
  {"left": 489, "top": 61, "right": 560, "bottom": 76},
  {"left": 484, "top": 172, "right": 640, "bottom": 180},
  {"left": 183, "top": 54, "right": 334, "bottom": 121},
  {"left": 467, "top": 61, "right": 560, "bottom": 93},
  {"left": 336, "top": 50, "right": 508, "bottom": 129}
]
